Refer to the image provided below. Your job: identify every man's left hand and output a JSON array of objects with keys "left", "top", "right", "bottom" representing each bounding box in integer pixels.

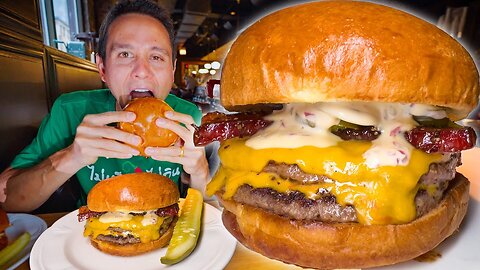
[{"left": 144, "top": 111, "right": 209, "bottom": 192}]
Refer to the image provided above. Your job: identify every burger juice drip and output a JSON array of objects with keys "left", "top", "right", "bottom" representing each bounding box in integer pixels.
[{"left": 209, "top": 102, "right": 445, "bottom": 225}]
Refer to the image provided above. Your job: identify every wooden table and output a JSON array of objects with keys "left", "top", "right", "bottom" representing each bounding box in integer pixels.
[{"left": 16, "top": 212, "right": 304, "bottom": 270}]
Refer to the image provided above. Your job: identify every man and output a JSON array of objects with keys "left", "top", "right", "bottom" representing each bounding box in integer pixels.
[{"left": 0, "top": 0, "right": 209, "bottom": 212}]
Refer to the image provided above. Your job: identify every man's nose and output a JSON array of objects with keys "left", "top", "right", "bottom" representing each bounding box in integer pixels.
[{"left": 132, "top": 57, "right": 151, "bottom": 79}]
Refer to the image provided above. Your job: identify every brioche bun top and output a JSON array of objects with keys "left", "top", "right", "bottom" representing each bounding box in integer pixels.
[
  {"left": 221, "top": 1, "right": 479, "bottom": 119},
  {"left": 87, "top": 173, "right": 179, "bottom": 212},
  {"left": 119, "top": 97, "right": 179, "bottom": 155}
]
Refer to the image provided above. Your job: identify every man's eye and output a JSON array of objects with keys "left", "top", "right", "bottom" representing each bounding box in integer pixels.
[
  {"left": 119, "top": 52, "right": 131, "bottom": 58},
  {"left": 152, "top": 55, "right": 165, "bottom": 61}
]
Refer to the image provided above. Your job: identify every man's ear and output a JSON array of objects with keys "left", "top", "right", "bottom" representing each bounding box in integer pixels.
[
  {"left": 172, "top": 59, "right": 177, "bottom": 76},
  {"left": 96, "top": 54, "right": 106, "bottom": 82}
]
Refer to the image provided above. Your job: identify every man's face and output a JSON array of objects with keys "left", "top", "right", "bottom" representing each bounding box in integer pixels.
[{"left": 97, "top": 13, "right": 175, "bottom": 109}]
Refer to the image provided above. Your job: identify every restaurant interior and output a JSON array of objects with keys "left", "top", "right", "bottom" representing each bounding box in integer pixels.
[{"left": 1, "top": 0, "right": 480, "bottom": 268}]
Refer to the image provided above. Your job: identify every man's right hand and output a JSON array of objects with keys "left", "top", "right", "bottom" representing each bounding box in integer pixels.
[{"left": 63, "top": 111, "right": 141, "bottom": 173}]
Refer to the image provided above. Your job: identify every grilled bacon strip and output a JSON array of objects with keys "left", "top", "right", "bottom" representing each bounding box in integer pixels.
[
  {"left": 156, "top": 204, "right": 179, "bottom": 217},
  {"left": 78, "top": 206, "right": 102, "bottom": 222},
  {"left": 194, "top": 112, "right": 476, "bottom": 153},
  {"left": 193, "top": 111, "right": 273, "bottom": 146},
  {"left": 405, "top": 126, "right": 476, "bottom": 153},
  {"left": 77, "top": 204, "right": 179, "bottom": 222}
]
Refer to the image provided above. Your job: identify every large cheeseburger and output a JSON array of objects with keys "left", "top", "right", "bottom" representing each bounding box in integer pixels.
[
  {"left": 194, "top": 1, "right": 479, "bottom": 269},
  {"left": 78, "top": 173, "right": 179, "bottom": 256}
]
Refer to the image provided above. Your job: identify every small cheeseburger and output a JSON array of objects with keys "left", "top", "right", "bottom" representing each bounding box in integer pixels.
[
  {"left": 119, "top": 97, "right": 179, "bottom": 156},
  {"left": 78, "top": 173, "right": 179, "bottom": 256},
  {"left": 194, "top": 1, "right": 479, "bottom": 269}
]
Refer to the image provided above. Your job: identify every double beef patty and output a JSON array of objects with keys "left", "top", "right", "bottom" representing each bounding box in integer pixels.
[
  {"left": 96, "top": 216, "right": 177, "bottom": 245},
  {"left": 232, "top": 153, "right": 461, "bottom": 223}
]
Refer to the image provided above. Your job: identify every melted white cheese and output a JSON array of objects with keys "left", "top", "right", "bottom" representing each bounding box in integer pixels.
[
  {"left": 245, "top": 102, "right": 444, "bottom": 168},
  {"left": 409, "top": 104, "right": 447, "bottom": 119},
  {"left": 98, "top": 210, "right": 159, "bottom": 226},
  {"left": 99, "top": 211, "right": 133, "bottom": 223},
  {"left": 141, "top": 211, "right": 159, "bottom": 226}
]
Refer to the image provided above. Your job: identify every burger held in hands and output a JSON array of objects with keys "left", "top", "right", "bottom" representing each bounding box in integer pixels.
[
  {"left": 119, "top": 97, "right": 179, "bottom": 156},
  {"left": 77, "top": 173, "right": 180, "bottom": 256},
  {"left": 194, "top": 1, "right": 479, "bottom": 269}
]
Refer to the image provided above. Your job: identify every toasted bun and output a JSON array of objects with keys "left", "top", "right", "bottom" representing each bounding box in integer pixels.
[
  {"left": 87, "top": 173, "right": 179, "bottom": 212},
  {"left": 89, "top": 220, "right": 175, "bottom": 256},
  {"left": 221, "top": 1, "right": 479, "bottom": 119},
  {"left": 219, "top": 174, "right": 469, "bottom": 269},
  {"left": 119, "top": 97, "right": 179, "bottom": 155}
]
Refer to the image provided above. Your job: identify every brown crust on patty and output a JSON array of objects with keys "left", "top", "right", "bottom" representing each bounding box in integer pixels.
[
  {"left": 89, "top": 221, "right": 175, "bottom": 256},
  {"left": 219, "top": 174, "right": 469, "bottom": 269}
]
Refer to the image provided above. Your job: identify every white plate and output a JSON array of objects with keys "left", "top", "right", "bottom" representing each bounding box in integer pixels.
[
  {"left": 373, "top": 197, "right": 480, "bottom": 270},
  {"left": 3, "top": 214, "right": 47, "bottom": 270},
  {"left": 29, "top": 203, "right": 236, "bottom": 270}
]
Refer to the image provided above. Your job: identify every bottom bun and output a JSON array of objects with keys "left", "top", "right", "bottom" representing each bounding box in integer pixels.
[
  {"left": 90, "top": 225, "right": 174, "bottom": 256},
  {"left": 219, "top": 174, "right": 470, "bottom": 269}
]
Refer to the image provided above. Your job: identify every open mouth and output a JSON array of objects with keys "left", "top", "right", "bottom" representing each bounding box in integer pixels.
[{"left": 130, "top": 89, "right": 154, "bottom": 99}]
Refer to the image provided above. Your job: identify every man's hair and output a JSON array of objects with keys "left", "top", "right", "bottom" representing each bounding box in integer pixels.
[{"left": 97, "top": 0, "right": 175, "bottom": 62}]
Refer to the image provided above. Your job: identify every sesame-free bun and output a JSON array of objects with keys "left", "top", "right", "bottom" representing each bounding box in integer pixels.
[
  {"left": 89, "top": 222, "right": 175, "bottom": 256},
  {"left": 87, "top": 173, "right": 179, "bottom": 212},
  {"left": 221, "top": 1, "right": 479, "bottom": 119},
  {"left": 119, "top": 97, "right": 179, "bottom": 155},
  {"left": 219, "top": 174, "right": 469, "bottom": 269}
]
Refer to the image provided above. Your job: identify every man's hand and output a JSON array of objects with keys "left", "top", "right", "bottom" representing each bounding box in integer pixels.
[
  {"left": 62, "top": 111, "right": 141, "bottom": 173},
  {"left": 144, "top": 111, "right": 209, "bottom": 192}
]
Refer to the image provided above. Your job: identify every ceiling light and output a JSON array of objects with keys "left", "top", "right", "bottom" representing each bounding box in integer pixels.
[
  {"left": 230, "top": 11, "right": 236, "bottom": 16},
  {"left": 198, "top": 68, "right": 209, "bottom": 74},
  {"left": 179, "top": 48, "right": 187, "bottom": 55},
  {"left": 209, "top": 70, "right": 216, "bottom": 75},
  {"left": 204, "top": 63, "right": 212, "bottom": 69},
  {"left": 211, "top": 61, "right": 221, "bottom": 69},
  {"left": 191, "top": 71, "right": 197, "bottom": 75}
]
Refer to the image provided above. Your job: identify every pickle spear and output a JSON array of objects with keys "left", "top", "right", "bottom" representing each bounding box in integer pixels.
[
  {"left": 0, "top": 232, "right": 31, "bottom": 267},
  {"left": 161, "top": 188, "right": 203, "bottom": 265}
]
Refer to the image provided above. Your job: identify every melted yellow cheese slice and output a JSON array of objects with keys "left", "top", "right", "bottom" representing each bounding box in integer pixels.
[
  {"left": 84, "top": 215, "right": 166, "bottom": 243},
  {"left": 207, "top": 138, "right": 442, "bottom": 225}
]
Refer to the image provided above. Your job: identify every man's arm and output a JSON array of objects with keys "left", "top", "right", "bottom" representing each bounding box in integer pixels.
[
  {"left": 0, "top": 111, "right": 141, "bottom": 212},
  {"left": 0, "top": 146, "right": 79, "bottom": 212}
]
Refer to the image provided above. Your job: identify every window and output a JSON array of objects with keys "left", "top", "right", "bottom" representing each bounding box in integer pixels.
[{"left": 40, "top": 0, "right": 87, "bottom": 59}]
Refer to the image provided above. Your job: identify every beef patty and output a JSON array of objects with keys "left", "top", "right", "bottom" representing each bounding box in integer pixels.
[
  {"left": 232, "top": 153, "right": 461, "bottom": 223},
  {"left": 95, "top": 216, "right": 177, "bottom": 245}
]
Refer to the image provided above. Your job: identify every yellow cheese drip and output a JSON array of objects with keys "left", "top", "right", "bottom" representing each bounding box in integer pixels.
[
  {"left": 84, "top": 215, "right": 165, "bottom": 243},
  {"left": 207, "top": 138, "right": 442, "bottom": 225}
]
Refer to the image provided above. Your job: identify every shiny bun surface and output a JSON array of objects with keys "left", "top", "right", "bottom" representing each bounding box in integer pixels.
[
  {"left": 119, "top": 97, "right": 178, "bottom": 155},
  {"left": 87, "top": 172, "right": 179, "bottom": 212},
  {"left": 221, "top": 1, "right": 479, "bottom": 119}
]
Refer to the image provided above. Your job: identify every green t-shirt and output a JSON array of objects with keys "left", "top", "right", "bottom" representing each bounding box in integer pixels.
[{"left": 11, "top": 89, "right": 202, "bottom": 202}]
